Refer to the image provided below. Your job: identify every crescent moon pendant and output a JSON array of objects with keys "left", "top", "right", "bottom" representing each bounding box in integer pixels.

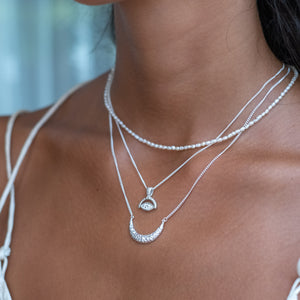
[{"left": 129, "top": 218, "right": 165, "bottom": 244}]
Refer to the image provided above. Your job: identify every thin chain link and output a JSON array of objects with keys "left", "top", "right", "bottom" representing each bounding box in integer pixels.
[
  {"left": 109, "top": 115, "right": 134, "bottom": 217},
  {"left": 113, "top": 66, "right": 293, "bottom": 194},
  {"left": 109, "top": 66, "right": 298, "bottom": 222}
]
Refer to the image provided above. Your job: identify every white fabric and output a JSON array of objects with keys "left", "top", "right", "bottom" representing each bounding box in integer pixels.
[
  {"left": 0, "top": 277, "right": 12, "bottom": 300},
  {"left": 287, "top": 259, "right": 300, "bottom": 300},
  {"left": 0, "top": 79, "right": 299, "bottom": 299}
]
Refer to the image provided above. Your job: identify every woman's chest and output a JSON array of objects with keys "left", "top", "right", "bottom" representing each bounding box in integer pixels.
[
  {"left": 2, "top": 141, "right": 300, "bottom": 300},
  {"left": 5, "top": 175, "right": 300, "bottom": 300}
]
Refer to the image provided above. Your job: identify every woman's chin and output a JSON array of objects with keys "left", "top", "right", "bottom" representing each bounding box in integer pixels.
[{"left": 74, "top": 0, "right": 121, "bottom": 5}]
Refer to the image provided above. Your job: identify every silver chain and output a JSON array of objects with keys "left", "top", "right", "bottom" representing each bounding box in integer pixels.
[
  {"left": 109, "top": 66, "right": 298, "bottom": 222},
  {"left": 112, "top": 66, "right": 294, "bottom": 193},
  {"left": 105, "top": 64, "right": 288, "bottom": 151}
]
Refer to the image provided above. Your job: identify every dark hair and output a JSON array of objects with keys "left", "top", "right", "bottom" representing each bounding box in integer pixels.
[{"left": 257, "top": 0, "right": 300, "bottom": 71}]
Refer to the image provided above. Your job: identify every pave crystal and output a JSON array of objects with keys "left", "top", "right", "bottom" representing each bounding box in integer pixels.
[
  {"left": 140, "top": 202, "right": 155, "bottom": 211},
  {"left": 138, "top": 196, "right": 157, "bottom": 212},
  {"left": 129, "top": 218, "right": 164, "bottom": 244}
]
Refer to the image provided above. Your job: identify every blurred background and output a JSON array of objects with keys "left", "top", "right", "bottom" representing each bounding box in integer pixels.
[{"left": 0, "top": 1, "right": 116, "bottom": 115}]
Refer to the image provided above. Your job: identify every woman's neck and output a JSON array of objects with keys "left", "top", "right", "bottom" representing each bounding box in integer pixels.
[{"left": 110, "top": 0, "right": 282, "bottom": 145}]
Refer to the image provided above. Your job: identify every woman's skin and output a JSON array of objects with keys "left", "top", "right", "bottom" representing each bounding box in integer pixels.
[{"left": 0, "top": 0, "right": 300, "bottom": 299}]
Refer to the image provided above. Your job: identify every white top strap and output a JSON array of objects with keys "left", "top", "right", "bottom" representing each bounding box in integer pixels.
[
  {"left": 0, "top": 80, "right": 88, "bottom": 214},
  {"left": 287, "top": 259, "right": 300, "bottom": 300},
  {"left": 0, "top": 111, "right": 20, "bottom": 300},
  {"left": 0, "top": 111, "right": 22, "bottom": 278},
  {"left": 0, "top": 80, "right": 89, "bottom": 299}
]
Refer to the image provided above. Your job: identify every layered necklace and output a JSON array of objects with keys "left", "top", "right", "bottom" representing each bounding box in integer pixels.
[{"left": 106, "top": 64, "right": 298, "bottom": 244}]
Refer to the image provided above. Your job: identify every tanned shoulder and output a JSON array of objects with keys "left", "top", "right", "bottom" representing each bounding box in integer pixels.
[{"left": 0, "top": 72, "right": 110, "bottom": 245}]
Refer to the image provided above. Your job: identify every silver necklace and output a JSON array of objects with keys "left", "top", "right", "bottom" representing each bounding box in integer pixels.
[
  {"left": 111, "top": 66, "right": 296, "bottom": 213},
  {"left": 104, "top": 64, "right": 288, "bottom": 151},
  {"left": 109, "top": 66, "right": 298, "bottom": 244}
]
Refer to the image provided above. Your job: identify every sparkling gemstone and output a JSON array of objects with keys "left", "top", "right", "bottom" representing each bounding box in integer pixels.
[
  {"left": 140, "top": 202, "right": 155, "bottom": 211},
  {"left": 129, "top": 218, "right": 165, "bottom": 244}
]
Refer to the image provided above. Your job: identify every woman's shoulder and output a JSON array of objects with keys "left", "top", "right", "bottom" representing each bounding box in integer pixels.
[
  {"left": 0, "top": 74, "right": 107, "bottom": 242},
  {"left": 0, "top": 71, "right": 109, "bottom": 195},
  {"left": 0, "top": 71, "right": 109, "bottom": 146}
]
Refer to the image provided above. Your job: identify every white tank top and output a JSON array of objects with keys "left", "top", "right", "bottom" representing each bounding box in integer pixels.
[{"left": 0, "top": 82, "right": 299, "bottom": 300}]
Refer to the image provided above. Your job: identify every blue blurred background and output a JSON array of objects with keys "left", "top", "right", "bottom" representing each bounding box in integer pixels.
[{"left": 0, "top": 1, "right": 116, "bottom": 115}]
